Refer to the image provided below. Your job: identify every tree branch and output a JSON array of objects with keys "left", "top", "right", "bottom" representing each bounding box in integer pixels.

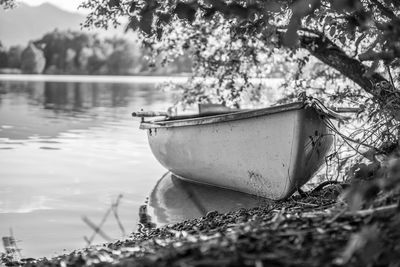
[
  {"left": 370, "top": 0, "right": 400, "bottom": 22},
  {"left": 358, "top": 51, "right": 395, "bottom": 61},
  {"left": 297, "top": 33, "right": 393, "bottom": 103}
]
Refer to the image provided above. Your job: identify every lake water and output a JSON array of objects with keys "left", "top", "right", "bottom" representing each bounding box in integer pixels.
[{"left": 0, "top": 76, "right": 265, "bottom": 258}]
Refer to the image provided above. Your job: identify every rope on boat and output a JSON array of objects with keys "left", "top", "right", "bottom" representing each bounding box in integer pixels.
[{"left": 303, "top": 95, "right": 383, "bottom": 154}]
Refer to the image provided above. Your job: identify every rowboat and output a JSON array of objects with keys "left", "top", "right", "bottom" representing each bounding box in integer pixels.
[{"left": 135, "top": 102, "right": 335, "bottom": 200}]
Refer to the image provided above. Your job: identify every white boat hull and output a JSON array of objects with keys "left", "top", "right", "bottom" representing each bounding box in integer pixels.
[{"left": 141, "top": 103, "right": 333, "bottom": 200}]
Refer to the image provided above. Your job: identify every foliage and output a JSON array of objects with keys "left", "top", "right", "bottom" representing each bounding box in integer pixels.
[
  {"left": 0, "top": 42, "right": 8, "bottom": 68},
  {"left": 6, "top": 45, "right": 23, "bottom": 69},
  {"left": 0, "top": 29, "right": 191, "bottom": 75},
  {"left": 0, "top": 0, "right": 16, "bottom": 9},
  {"left": 79, "top": 0, "right": 400, "bottom": 206},
  {"left": 36, "top": 30, "right": 142, "bottom": 75},
  {"left": 20, "top": 43, "right": 46, "bottom": 74},
  {"left": 80, "top": 0, "right": 400, "bottom": 104}
]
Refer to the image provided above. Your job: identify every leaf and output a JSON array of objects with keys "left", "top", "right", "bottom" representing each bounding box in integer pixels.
[
  {"left": 107, "top": 0, "right": 120, "bottom": 9},
  {"left": 353, "top": 162, "right": 380, "bottom": 180},
  {"left": 361, "top": 148, "right": 378, "bottom": 161},
  {"left": 182, "top": 41, "right": 190, "bottom": 49},
  {"left": 129, "top": 2, "right": 137, "bottom": 13},
  {"left": 125, "top": 16, "right": 140, "bottom": 32},
  {"left": 156, "top": 27, "right": 163, "bottom": 40},
  {"left": 175, "top": 2, "right": 197, "bottom": 22},
  {"left": 203, "top": 7, "right": 216, "bottom": 19},
  {"left": 338, "top": 35, "right": 346, "bottom": 45},
  {"left": 228, "top": 3, "right": 248, "bottom": 19},
  {"left": 206, "top": 0, "right": 227, "bottom": 12},
  {"left": 334, "top": 225, "right": 381, "bottom": 265},
  {"left": 387, "top": 157, "right": 400, "bottom": 181},
  {"left": 344, "top": 178, "right": 381, "bottom": 212},
  {"left": 364, "top": 60, "right": 379, "bottom": 78},
  {"left": 329, "top": 25, "right": 336, "bottom": 36},
  {"left": 331, "top": 0, "right": 362, "bottom": 12},
  {"left": 146, "top": 0, "right": 158, "bottom": 9},
  {"left": 362, "top": 181, "right": 380, "bottom": 201},
  {"left": 263, "top": 1, "right": 281, "bottom": 12},
  {"left": 139, "top": 9, "right": 153, "bottom": 35},
  {"left": 292, "top": 0, "right": 321, "bottom": 17},
  {"left": 324, "top": 15, "right": 333, "bottom": 24},
  {"left": 158, "top": 12, "right": 171, "bottom": 24}
]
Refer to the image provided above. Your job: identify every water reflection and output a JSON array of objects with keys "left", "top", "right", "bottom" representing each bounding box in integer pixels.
[
  {"left": 41, "top": 82, "right": 138, "bottom": 111},
  {"left": 148, "top": 172, "right": 271, "bottom": 225},
  {"left": 0, "top": 81, "right": 162, "bottom": 111},
  {"left": 0, "top": 81, "right": 172, "bottom": 141}
]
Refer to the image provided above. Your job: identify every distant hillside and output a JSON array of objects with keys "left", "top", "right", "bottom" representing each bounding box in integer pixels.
[{"left": 0, "top": 3, "right": 130, "bottom": 47}]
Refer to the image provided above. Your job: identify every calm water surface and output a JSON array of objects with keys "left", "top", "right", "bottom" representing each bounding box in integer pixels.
[
  {"left": 0, "top": 78, "right": 176, "bottom": 257},
  {"left": 0, "top": 77, "right": 266, "bottom": 258}
]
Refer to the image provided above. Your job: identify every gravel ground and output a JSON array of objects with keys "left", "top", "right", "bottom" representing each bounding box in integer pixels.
[{"left": 3, "top": 185, "right": 400, "bottom": 267}]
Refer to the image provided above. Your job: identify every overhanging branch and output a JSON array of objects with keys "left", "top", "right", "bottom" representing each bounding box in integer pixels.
[
  {"left": 297, "top": 34, "right": 390, "bottom": 100},
  {"left": 370, "top": 0, "right": 400, "bottom": 22}
]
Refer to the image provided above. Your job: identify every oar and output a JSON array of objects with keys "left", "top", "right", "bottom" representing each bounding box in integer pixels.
[
  {"left": 132, "top": 110, "right": 243, "bottom": 121},
  {"left": 329, "top": 107, "right": 363, "bottom": 113},
  {"left": 132, "top": 104, "right": 243, "bottom": 121},
  {"left": 132, "top": 106, "right": 362, "bottom": 121},
  {"left": 131, "top": 111, "right": 169, "bottom": 117}
]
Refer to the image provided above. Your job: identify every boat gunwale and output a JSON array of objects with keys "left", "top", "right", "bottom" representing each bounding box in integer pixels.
[{"left": 140, "top": 102, "right": 305, "bottom": 129}]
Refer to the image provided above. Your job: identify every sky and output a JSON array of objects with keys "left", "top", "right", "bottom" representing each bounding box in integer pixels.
[{"left": 19, "top": 0, "right": 87, "bottom": 13}]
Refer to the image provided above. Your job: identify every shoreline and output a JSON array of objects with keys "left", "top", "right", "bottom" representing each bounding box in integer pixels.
[
  {"left": 5, "top": 185, "right": 400, "bottom": 267},
  {"left": 0, "top": 74, "right": 190, "bottom": 84},
  {"left": 0, "top": 74, "right": 285, "bottom": 85}
]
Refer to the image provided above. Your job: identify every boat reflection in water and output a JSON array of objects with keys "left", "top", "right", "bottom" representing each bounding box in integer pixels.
[{"left": 147, "top": 172, "right": 271, "bottom": 225}]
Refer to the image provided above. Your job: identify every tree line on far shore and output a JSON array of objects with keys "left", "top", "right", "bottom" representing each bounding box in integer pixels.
[{"left": 0, "top": 29, "right": 192, "bottom": 75}]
